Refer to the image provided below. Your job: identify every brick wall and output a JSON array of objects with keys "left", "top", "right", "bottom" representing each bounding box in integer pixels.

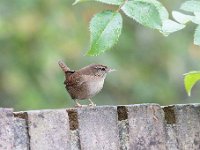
[{"left": 0, "top": 103, "right": 200, "bottom": 150}]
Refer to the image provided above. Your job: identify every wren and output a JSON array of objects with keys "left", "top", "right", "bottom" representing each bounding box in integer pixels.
[{"left": 58, "top": 60, "right": 115, "bottom": 107}]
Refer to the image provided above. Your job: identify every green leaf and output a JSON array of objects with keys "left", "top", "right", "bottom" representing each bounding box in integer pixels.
[
  {"left": 121, "top": 0, "right": 165, "bottom": 29},
  {"left": 192, "top": 12, "right": 200, "bottom": 24},
  {"left": 184, "top": 71, "right": 200, "bottom": 96},
  {"left": 87, "top": 10, "right": 122, "bottom": 56},
  {"left": 172, "top": 11, "right": 193, "bottom": 24},
  {"left": 73, "top": 0, "right": 123, "bottom": 5},
  {"left": 194, "top": 12, "right": 200, "bottom": 17},
  {"left": 181, "top": 0, "right": 200, "bottom": 13},
  {"left": 148, "top": 0, "right": 169, "bottom": 21},
  {"left": 194, "top": 25, "right": 200, "bottom": 45},
  {"left": 160, "top": 19, "right": 185, "bottom": 36}
]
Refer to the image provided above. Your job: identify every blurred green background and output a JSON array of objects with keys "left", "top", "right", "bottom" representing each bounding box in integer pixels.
[{"left": 0, "top": 0, "right": 200, "bottom": 111}]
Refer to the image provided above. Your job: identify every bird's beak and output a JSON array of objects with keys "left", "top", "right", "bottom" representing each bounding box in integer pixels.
[{"left": 108, "top": 68, "right": 116, "bottom": 73}]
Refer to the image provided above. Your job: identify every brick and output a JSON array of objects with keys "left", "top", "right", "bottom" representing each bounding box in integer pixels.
[
  {"left": 27, "top": 109, "right": 70, "bottom": 150},
  {"left": 77, "top": 106, "right": 120, "bottom": 150}
]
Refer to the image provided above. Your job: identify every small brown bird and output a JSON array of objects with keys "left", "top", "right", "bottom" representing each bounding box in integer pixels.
[{"left": 58, "top": 60, "right": 115, "bottom": 107}]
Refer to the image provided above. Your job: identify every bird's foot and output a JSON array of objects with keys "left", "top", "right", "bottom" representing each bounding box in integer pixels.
[
  {"left": 88, "top": 103, "right": 96, "bottom": 107},
  {"left": 74, "top": 99, "right": 87, "bottom": 108},
  {"left": 88, "top": 99, "right": 96, "bottom": 107},
  {"left": 74, "top": 104, "right": 87, "bottom": 108}
]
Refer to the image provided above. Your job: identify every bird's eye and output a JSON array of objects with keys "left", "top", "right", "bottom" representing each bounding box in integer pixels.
[{"left": 101, "top": 68, "right": 106, "bottom": 71}]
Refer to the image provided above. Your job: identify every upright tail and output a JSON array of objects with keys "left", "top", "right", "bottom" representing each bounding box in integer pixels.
[{"left": 58, "top": 60, "right": 70, "bottom": 72}]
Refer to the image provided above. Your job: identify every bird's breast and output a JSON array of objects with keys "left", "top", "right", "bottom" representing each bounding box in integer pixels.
[
  {"left": 66, "top": 75, "right": 106, "bottom": 99},
  {"left": 87, "top": 79, "right": 105, "bottom": 96}
]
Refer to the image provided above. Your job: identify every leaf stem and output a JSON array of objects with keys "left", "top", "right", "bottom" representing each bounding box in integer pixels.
[{"left": 116, "top": 0, "right": 128, "bottom": 12}]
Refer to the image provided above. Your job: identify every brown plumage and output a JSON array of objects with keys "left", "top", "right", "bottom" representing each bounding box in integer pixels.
[{"left": 58, "top": 60, "right": 115, "bottom": 107}]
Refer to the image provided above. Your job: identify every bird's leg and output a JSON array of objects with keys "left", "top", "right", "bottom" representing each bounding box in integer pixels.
[
  {"left": 74, "top": 100, "right": 87, "bottom": 107},
  {"left": 74, "top": 99, "right": 82, "bottom": 107},
  {"left": 88, "top": 99, "right": 96, "bottom": 106}
]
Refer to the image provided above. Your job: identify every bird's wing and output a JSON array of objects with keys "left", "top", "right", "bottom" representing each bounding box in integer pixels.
[{"left": 65, "top": 72, "right": 90, "bottom": 87}]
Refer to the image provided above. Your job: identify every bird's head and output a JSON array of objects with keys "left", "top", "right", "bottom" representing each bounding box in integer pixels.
[{"left": 89, "top": 64, "right": 115, "bottom": 77}]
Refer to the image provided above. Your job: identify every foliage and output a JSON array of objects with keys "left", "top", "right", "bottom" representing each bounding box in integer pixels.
[
  {"left": 173, "top": 0, "right": 200, "bottom": 95},
  {"left": 184, "top": 72, "right": 200, "bottom": 96},
  {"left": 73, "top": 0, "right": 124, "bottom": 5},
  {"left": 74, "top": 0, "right": 200, "bottom": 96},
  {"left": 87, "top": 11, "right": 122, "bottom": 56},
  {"left": 172, "top": 0, "right": 200, "bottom": 46},
  {"left": 74, "top": 0, "right": 198, "bottom": 56}
]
